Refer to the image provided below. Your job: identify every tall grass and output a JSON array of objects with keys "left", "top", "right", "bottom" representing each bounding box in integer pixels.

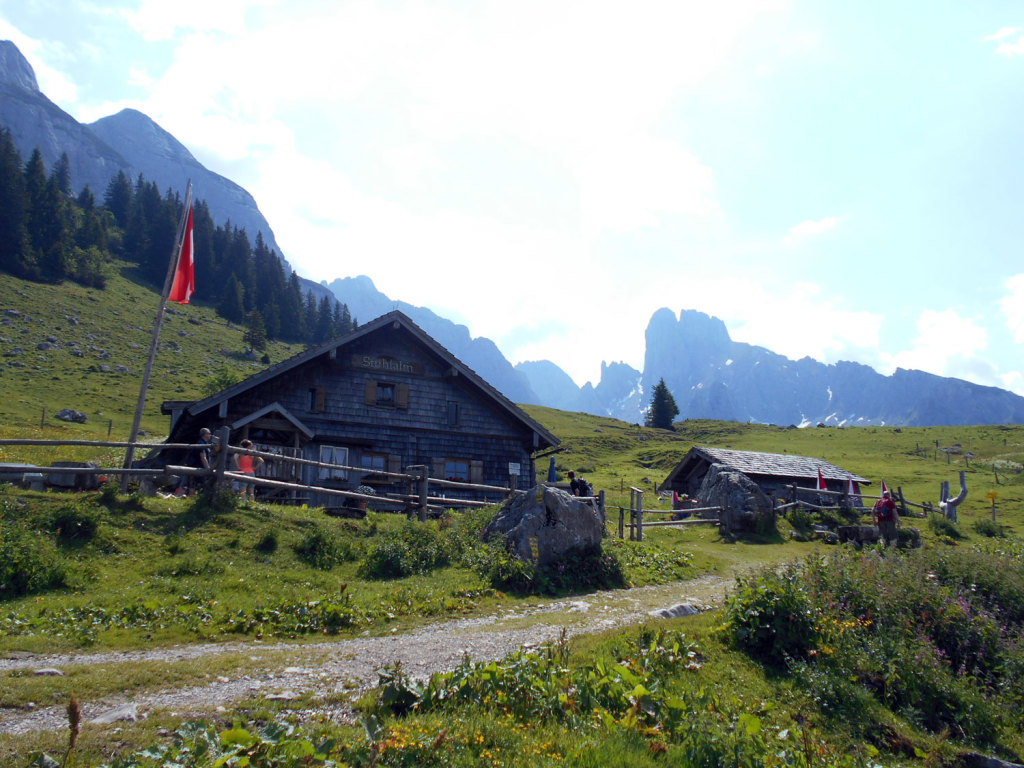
[{"left": 725, "top": 546, "right": 1024, "bottom": 753}]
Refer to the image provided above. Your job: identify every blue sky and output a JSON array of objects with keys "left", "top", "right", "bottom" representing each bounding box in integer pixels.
[{"left": 2, "top": 0, "right": 1023, "bottom": 394}]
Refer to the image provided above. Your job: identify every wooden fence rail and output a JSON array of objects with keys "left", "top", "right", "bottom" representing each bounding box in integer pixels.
[{"left": 1, "top": 434, "right": 524, "bottom": 518}]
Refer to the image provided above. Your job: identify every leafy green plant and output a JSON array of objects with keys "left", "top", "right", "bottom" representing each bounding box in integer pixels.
[
  {"left": 725, "top": 563, "right": 819, "bottom": 667},
  {"left": 97, "top": 481, "right": 119, "bottom": 506},
  {"left": 0, "top": 522, "right": 68, "bottom": 599},
  {"left": 973, "top": 518, "right": 1008, "bottom": 538},
  {"left": 50, "top": 502, "right": 100, "bottom": 544},
  {"left": 928, "top": 513, "right": 964, "bottom": 540},
  {"left": 294, "top": 526, "right": 350, "bottom": 570},
  {"left": 358, "top": 520, "right": 454, "bottom": 579},
  {"left": 786, "top": 507, "right": 815, "bottom": 535},
  {"left": 469, "top": 539, "right": 539, "bottom": 593},
  {"left": 254, "top": 528, "right": 279, "bottom": 554}
]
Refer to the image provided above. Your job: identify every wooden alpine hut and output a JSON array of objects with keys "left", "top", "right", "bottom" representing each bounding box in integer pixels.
[
  {"left": 158, "top": 310, "right": 558, "bottom": 505},
  {"left": 658, "top": 446, "right": 868, "bottom": 501}
]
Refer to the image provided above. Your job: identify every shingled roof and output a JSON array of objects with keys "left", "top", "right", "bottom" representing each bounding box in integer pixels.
[{"left": 660, "top": 446, "right": 869, "bottom": 491}]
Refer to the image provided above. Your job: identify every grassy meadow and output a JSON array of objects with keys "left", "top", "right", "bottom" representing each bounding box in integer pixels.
[{"left": 3, "top": 268, "right": 1024, "bottom": 766}]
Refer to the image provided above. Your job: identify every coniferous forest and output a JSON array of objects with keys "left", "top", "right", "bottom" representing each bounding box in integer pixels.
[{"left": 0, "top": 127, "right": 355, "bottom": 345}]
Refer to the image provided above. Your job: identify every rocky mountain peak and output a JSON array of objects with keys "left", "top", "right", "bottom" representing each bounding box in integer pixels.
[
  {"left": 0, "top": 40, "right": 39, "bottom": 92},
  {"left": 89, "top": 109, "right": 200, "bottom": 166}
]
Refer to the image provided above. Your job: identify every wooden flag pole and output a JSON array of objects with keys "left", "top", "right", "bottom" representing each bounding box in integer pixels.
[{"left": 121, "top": 180, "right": 193, "bottom": 490}]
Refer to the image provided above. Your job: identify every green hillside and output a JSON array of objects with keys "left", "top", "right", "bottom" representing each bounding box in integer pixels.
[{"left": 0, "top": 266, "right": 295, "bottom": 450}]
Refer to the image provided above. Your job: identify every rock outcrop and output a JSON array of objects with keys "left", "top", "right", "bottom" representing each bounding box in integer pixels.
[
  {"left": 483, "top": 486, "right": 603, "bottom": 567},
  {"left": 695, "top": 463, "right": 774, "bottom": 534}
]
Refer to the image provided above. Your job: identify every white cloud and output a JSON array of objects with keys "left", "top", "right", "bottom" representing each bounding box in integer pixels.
[
  {"left": 1001, "top": 274, "right": 1024, "bottom": 343},
  {"left": 985, "top": 26, "right": 1024, "bottom": 56},
  {"left": 880, "top": 309, "right": 990, "bottom": 380},
  {"left": 783, "top": 216, "right": 839, "bottom": 246},
  {"left": 120, "top": 0, "right": 273, "bottom": 42},
  {"left": 726, "top": 282, "right": 882, "bottom": 365}
]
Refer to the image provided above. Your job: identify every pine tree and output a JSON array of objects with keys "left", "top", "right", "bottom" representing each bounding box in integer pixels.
[
  {"left": 279, "top": 272, "right": 305, "bottom": 342},
  {"left": 103, "top": 171, "right": 133, "bottom": 228},
  {"left": 190, "top": 201, "right": 216, "bottom": 302},
  {"left": 218, "top": 273, "right": 245, "bottom": 322},
  {"left": 243, "top": 309, "right": 268, "bottom": 352},
  {"left": 0, "top": 129, "right": 29, "bottom": 276},
  {"left": 52, "top": 152, "right": 71, "bottom": 196},
  {"left": 645, "top": 378, "right": 680, "bottom": 430},
  {"left": 314, "top": 295, "right": 335, "bottom": 343}
]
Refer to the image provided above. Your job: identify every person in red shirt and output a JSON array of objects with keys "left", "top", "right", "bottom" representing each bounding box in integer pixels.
[
  {"left": 233, "top": 439, "right": 264, "bottom": 502},
  {"left": 873, "top": 490, "right": 899, "bottom": 547}
]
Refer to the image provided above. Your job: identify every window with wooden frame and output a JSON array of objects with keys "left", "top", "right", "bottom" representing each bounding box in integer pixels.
[
  {"left": 308, "top": 386, "right": 325, "bottom": 413},
  {"left": 444, "top": 458, "right": 469, "bottom": 482},
  {"left": 360, "top": 452, "right": 387, "bottom": 476},
  {"left": 364, "top": 381, "right": 409, "bottom": 409},
  {"left": 318, "top": 445, "right": 348, "bottom": 480},
  {"left": 433, "top": 459, "right": 482, "bottom": 483},
  {"left": 447, "top": 400, "right": 459, "bottom": 426}
]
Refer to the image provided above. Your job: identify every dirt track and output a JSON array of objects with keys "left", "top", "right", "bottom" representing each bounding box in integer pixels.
[{"left": 0, "top": 575, "right": 733, "bottom": 736}]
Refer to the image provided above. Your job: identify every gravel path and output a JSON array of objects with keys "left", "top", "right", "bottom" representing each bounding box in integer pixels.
[{"left": 0, "top": 575, "right": 732, "bottom": 736}]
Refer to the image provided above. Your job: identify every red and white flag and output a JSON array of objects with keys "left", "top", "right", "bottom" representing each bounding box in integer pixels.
[
  {"left": 847, "top": 476, "right": 858, "bottom": 496},
  {"left": 168, "top": 202, "right": 194, "bottom": 304},
  {"left": 817, "top": 468, "right": 827, "bottom": 491},
  {"left": 880, "top": 479, "right": 889, "bottom": 496}
]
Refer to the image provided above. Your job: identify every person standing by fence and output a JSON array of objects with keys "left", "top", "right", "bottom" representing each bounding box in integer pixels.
[
  {"left": 873, "top": 490, "right": 899, "bottom": 547},
  {"left": 233, "top": 439, "right": 264, "bottom": 502},
  {"left": 175, "top": 427, "right": 212, "bottom": 497}
]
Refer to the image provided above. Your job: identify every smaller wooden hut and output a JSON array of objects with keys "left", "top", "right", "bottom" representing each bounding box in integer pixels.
[{"left": 659, "top": 446, "right": 868, "bottom": 500}]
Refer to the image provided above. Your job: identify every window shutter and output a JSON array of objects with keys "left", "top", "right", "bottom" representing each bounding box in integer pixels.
[
  {"left": 470, "top": 460, "right": 484, "bottom": 484},
  {"left": 388, "top": 454, "right": 402, "bottom": 474},
  {"left": 396, "top": 384, "right": 409, "bottom": 409},
  {"left": 316, "top": 387, "right": 326, "bottom": 412},
  {"left": 364, "top": 380, "right": 377, "bottom": 405},
  {"left": 432, "top": 459, "right": 445, "bottom": 479}
]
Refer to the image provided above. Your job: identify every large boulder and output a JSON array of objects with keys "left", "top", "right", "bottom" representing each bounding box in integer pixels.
[
  {"left": 483, "top": 485, "right": 603, "bottom": 567},
  {"left": 696, "top": 463, "right": 774, "bottom": 534}
]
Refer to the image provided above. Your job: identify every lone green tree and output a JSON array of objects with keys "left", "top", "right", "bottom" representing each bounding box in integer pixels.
[
  {"left": 645, "top": 378, "right": 679, "bottom": 430},
  {"left": 243, "top": 309, "right": 268, "bottom": 352}
]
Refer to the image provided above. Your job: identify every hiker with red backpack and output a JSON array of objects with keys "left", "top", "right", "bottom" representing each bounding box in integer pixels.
[{"left": 873, "top": 489, "right": 899, "bottom": 547}]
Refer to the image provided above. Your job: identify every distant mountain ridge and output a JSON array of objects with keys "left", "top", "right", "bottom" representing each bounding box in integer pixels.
[
  {"left": 635, "top": 309, "right": 1024, "bottom": 427},
  {"left": 5, "top": 40, "right": 1023, "bottom": 427}
]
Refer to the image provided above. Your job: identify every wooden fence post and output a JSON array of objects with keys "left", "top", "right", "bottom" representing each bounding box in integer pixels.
[
  {"left": 618, "top": 506, "right": 624, "bottom": 539},
  {"left": 896, "top": 486, "right": 907, "bottom": 517},
  {"left": 598, "top": 489, "right": 606, "bottom": 525},
  {"left": 418, "top": 466, "right": 429, "bottom": 522},
  {"left": 637, "top": 490, "right": 644, "bottom": 542},
  {"left": 404, "top": 466, "right": 418, "bottom": 518},
  {"left": 214, "top": 426, "right": 231, "bottom": 491}
]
